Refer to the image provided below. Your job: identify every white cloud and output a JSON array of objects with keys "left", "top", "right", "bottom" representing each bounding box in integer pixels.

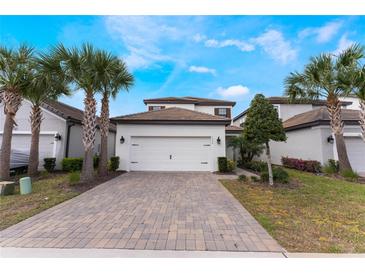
[
  {"left": 333, "top": 34, "right": 355, "bottom": 54},
  {"left": 217, "top": 85, "right": 250, "bottom": 98},
  {"left": 105, "top": 16, "right": 184, "bottom": 70},
  {"left": 299, "top": 20, "right": 343, "bottom": 43},
  {"left": 204, "top": 38, "right": 255, "bottom": 52},
  {"left": 188, "top": 65, "right": 216, "bottom": 76},
  {"left": 193, "top": 33, "right": 207, "bottom": 42},
  {"left": 254, "top": 29, "right": 297, "bottom": 64}
]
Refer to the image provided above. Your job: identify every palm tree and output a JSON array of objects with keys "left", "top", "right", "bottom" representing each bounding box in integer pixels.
[
  {"left": 97, "top": 52, "right": 134, "bottom": 176},
  {"left": 25, "top": 54, "right": 70, "bottom": 176},
  {"left": 284, "top": 44, "right": 364, "bottom": 172},
  {"left": 228, "top": 134, "right": 264, "bottom": 164},
  {"left": 51, "top": 43, "right": 102, "bottom": 183},
  {"left": 344, "top": 64, "right": 365, "bottom": 141},
  {"left": 0, "top": 45, "right": 34, "bottom": 180}
]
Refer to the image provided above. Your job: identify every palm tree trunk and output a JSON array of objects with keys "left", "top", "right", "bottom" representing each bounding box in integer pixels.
[
  {"left": 0, "top": 90, "right": 22, "bottom": 180},
  {"left": 327, "top": 99, "right": 352, "bottom": 171},
  {"left": 80, "top": 90, "right": 97, "bottom": 183},
  {"left": 360, "top": 99, "right": 365, "bottom": 141},
  {"left": 98, "top": 93, "right": 109, "bottom": 177},
  {"left": 0, "top": 114, "right": 14, "bottom": 180},
  {"left": 28, "top": 104, "right": 42, "bottom": 176},
  {"left": 265, "top": 142, "right": 274, "bottom": 186}
]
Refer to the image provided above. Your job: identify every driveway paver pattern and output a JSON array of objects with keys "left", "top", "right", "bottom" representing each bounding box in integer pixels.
[{"left": 0, "top": 172, "right": 282, "bottom": 252}]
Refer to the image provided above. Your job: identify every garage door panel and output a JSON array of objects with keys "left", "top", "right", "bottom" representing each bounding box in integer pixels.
[{"left": 130, "top": 136, "right": 211, "bottom": 171}]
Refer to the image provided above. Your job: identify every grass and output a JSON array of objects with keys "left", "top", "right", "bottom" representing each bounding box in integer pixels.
[
  {"left": 221, "top": 169, "right": 365, "bottom": 253},
  {"left": 0, "top": 174, "right": 79, "bottom": 230}
]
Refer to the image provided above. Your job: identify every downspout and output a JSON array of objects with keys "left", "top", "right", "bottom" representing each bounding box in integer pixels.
[{"left": 65, "top": 120, "right": 75, "bottom": 158}]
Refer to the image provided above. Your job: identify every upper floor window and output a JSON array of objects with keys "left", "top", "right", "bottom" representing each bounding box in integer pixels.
[
  {"left": 148, "top": 106, "right": 165, "bottom": 111},
  {"left": 214, "top": 108, "right": 231, "bottom": 118}
]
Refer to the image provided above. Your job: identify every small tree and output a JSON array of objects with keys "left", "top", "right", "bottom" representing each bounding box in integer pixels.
[
  {"left": 228, "top": 134, "right": 264, "bottom": 164},
  {"left": 243, "top": 94, "right": 287, "bottom": 185}
]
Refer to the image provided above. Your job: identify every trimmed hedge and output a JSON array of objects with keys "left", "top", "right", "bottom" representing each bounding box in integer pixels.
[
  {"left": 109, "top": 156, "right": 120, "bottom": 171},
  {"left": 227, "top": 160, "right": 236, "bottom": 172},
  {"left": 281, "top": 157, "right": 321, "bottom": 173},
  {"left": 43, "top": 158, "right": 56, "bottom": 172},
  {"left": 242, "top": 160, "right": 267, "bottom": 173},
  {"left": 218, "top": 157, "right": 228, "bottom": 172},
  {"left": 62, "top": 158, "right": 83, "bottom": 172},
  {"left": 261, "top": 167, "right": 289, "bottom": 184}
]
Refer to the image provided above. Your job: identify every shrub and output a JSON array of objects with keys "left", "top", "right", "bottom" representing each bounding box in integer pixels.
[
  {"left": 93, "top": 155, "right": 99, "bottom": 169},
  {"left": 322, "top": 159, "right": 340, "bottom": 174},
  {"left": 68, "top": 171, "right": 80, "bottom": 185},
  {"left": 238, "top": 174, "right": 247, "bottom": 182},
  {"left": 43, "top": 158, "right": 56, "bottom": 172},
  {"left": 243, "top": 160, "right": 267, "bottom": 172},
  {"left": 281, "top": 157, "right": 321, "bottom": 173},
  {"left": 109, "top": 156, "right": 120, "bottom": 171},
  {"left": 340, "top": 169, "right": 359, "bottom": 182},
  {"left": 251, "top": 175, "right": 260, "bottom": 182},
  {"left": 62, "top": 158, "right": 83, "bottom": 172},
  {"left": 261, "top": 167, "right": 289, "bottom": 184},
  {"left": 328, "top": 159, "right": 339, "bottom": 173},
  {"left": 227, "top": 160, "right": 236, "bottom": 172},
  {"left": 218, "top": 157, "right": 228, "bottom": 172}
]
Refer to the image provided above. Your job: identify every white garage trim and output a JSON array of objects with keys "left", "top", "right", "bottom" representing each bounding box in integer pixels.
[{"left": 0, "top": 131, "right": 58, "bottom": 135}]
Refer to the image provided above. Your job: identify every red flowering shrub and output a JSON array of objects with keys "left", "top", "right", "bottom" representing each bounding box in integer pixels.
[{"left": 281, "top": 157, "right": 321, "bottom": 173}]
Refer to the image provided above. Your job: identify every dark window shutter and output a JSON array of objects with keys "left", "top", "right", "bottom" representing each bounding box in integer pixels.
[
  {"left": 148, "top": 106, "right": 153, "bottom": 111},
  {"left": 214, "top": 108, "right": 219, "bottom": 115},
  {"left": 226, "top": 108, "right": 231, "bottom": 118}
]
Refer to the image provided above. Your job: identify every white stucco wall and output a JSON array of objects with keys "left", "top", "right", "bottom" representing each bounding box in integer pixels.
[
  {"left": 115, "top": 124, "right": 226, "bottom": 171},
  {"left": 68, "top": 124, "right": 116, "bottom": 159},
  {"left": 278, "top": 104, "right": 314, "bottom": 121},
  {"left": 339, "top": 96, "right": 360, "bottom": 110},
  {"left": 195, "top": 105, "right": 232, "bottom": 116}
]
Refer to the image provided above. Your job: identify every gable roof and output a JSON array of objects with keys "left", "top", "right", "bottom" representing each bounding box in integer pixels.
[
  {"left": 283, "top": 107, "right": 360, "bottom": 131},
  {"left": 111, "top": 107, "right": 231, "bottom": 125},
  {"left": 42, "top": 100, "right": 116, "bottom": 132},
  {"left": 225, "top": 125, "right": 243, "bottom": 133},
  {"left": 143, "top": 96, "right": 236, "bottom": 106},
  {"left": 233, "top": 96, "right": 353, "bottom": 121}
]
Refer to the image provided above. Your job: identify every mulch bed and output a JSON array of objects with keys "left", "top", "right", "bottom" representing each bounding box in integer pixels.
[{"left": 69, "top": 171, "right": 125, "bottom": 192}]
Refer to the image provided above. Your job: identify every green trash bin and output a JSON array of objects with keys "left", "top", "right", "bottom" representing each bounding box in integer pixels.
[{"left": 19, "top": 177, "right": 32, "bottom": 195}]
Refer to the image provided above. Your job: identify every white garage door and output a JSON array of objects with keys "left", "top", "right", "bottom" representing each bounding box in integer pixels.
[
  {"left": 346, "top": 137, "right": 365, "bottom": 173},
  {"left": 0, "top": 134, "right": 55, "bottom": 165},
  {"left": 130, "top": 136, "right": 212, "bottom": 171}
]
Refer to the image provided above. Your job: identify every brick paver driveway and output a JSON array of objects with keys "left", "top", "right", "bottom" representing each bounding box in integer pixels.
[{"left": 0, "top": 172, "right": 282, "bottom": 252}]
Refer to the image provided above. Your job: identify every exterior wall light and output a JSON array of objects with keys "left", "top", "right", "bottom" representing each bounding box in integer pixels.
[
  {"left": 217, "top": 136, "right": 221, "bottom": 144},
  {"left": 54, "top": 133, "right": 62, "bottom": 141},
  {"left": 120, "top": 136, "right": 125, "bottom": 144},
  {"left": 327, "top": 135, "right": 334, "bottom": 144}
]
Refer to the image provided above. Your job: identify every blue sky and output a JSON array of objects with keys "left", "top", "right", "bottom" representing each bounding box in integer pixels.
[{"left": 1, "top": 16, "right": 365, "bottom": 117}]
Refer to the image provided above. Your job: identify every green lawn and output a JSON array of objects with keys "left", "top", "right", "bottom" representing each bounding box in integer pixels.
[
  {"left": 221, "top": 169, "right": 365, "bottom": 253},
  {"left": 0, "top": 174, "right": 79, "bottom": 230}
]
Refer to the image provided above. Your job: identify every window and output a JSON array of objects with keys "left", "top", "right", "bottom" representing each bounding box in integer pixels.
[
  {"left": 149, "top": 106, "right": 165, "bottom": 111},
  {"left": 218, "top": 108, "right": 227, "bottom": 116},
  {"left": 215, "top": 107, "right": 230, "bottom": 118}
]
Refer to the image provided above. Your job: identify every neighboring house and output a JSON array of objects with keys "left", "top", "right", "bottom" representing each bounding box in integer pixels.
[
  {"left": 0, "top": 99, "right": 116, "bottom": 170},
  {"left": 233, "top": 96, "right": 365, "bottom": 174},
  {"left": 111, "top": 97, "right": 242, "bottom": 172}
]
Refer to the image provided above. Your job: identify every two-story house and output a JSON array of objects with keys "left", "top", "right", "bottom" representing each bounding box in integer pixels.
[
  {"left": 111, "top": 96, "right": 242, "bottom": 172},
  {"left": 233, "top": 96, "right": 365, "bottom": 174}
]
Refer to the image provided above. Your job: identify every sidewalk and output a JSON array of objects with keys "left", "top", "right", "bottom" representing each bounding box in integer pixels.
[{"left": 1, "top": 247, "right": 364, "bottom": 258}]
